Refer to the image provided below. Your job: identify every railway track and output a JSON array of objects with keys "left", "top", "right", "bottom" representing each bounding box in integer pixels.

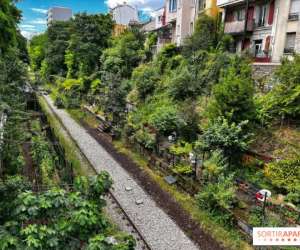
[
  {"left": 41, "top": 94, "right": 152, "bottom": 250},
  {"left": 106, "top": 191, "right": 152, "bottom": 250}
]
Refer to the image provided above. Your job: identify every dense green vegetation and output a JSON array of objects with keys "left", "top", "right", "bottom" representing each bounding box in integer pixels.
[
  {"left": 0, "top": 2, "right": 134, "bottom": 249},
  {"left": 28, "top": 7, "right": 300, "bottom": 250},
  {"left": 0, "top": 175, "right": 135, "bottom": 249}
]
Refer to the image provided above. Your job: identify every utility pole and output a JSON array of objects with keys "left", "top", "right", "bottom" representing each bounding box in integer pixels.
[{"left": 261, "top": 192, "right": 268, "bottom": 224}]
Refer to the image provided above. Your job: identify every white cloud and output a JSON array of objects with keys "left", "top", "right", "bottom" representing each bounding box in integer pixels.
[
  {"left": 29, "top": 18, "right": 47, "bottom": 25},
  {"left": 19, "top": 24, "right": 36, "bottom": 29},
  {"left": 106, "top": 0, "right": 163, "bottom": 10},
  {"left": 21, "top": 30, "right": 40, "bottom": 39},
  {"left": 106, "top": 0, "right": 163, "bottom": 19},
  {"left": 31, "top": 8, "right": 48, "bottom": 14}
]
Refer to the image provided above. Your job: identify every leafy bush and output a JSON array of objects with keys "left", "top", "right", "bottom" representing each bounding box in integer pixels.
[
  {"left": 172, "top": 163, "right": 193, "bottom": 175},
  {"left": 133, "top": 129, "right": 156, "bottom": 150},
  {"left": 132, "top": 64, "right": 160, "bottom": 101},
  {"left": 202, "top": 150, "right": 228, "bottom": 182},
  {"left": 168, "top": 64, "right": 201, "bottom": 101},
  {"left": 169, "top": 141, "right": 193, "bottom": 156},
  {"left": 265, "top": 158, "right": 300, "bottom": 197},
  {"left": 149, "top": 104, "right": 184, "bottom": 136},
  {"left": 198, "top": 118, "right": 252, "bottom": 165},
  {"left": 154, "top": 43, "right": 179, "bottom": 73},
  {"left": 196, "top": 175, "right": 237, "bottom": 224},
  {"left": 31, "top": 134, "right": 57, "bottom": 185},
  {"left": 257, "top": 55, "right": 300, "bottom": 122},
  {"left": 0, "top": 173, "right": 135, "bottom": 250}
]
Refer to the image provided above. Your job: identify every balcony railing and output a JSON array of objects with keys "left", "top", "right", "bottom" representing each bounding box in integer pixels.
[
  {"left": 224, "top": 19, "right": 254, "bottom": 34},
  {"left": 217, "top": 0, "right": 244, "bottom": 7},
  {"left": 288, "top": 13, "right": 299, "bottom": 21},
  {"left": 284, "top": 47, "right": 295, "bottom": 54}
]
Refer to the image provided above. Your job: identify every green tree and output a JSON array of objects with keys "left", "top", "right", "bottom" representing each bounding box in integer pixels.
[
  {"left": 66, "top": 13, "right": 113, "bottom": 78},
  {"left": 207, "top": 57, "right": 256, "bottom": 124},
  {"left": 101, "top": 29, "right": 145, "bottom": 78},
  {"left": 42, "top": 21, "right": 71, "bottom": 78},
  {"left": 182, "top": 14, "right": 217, "bottom": 56},
  {"left": 0, "top": 0, "right": 22, "bottom": 53},
  {"left": 101, "top": 72, "right": 130, "bottom": 126},
  {"left": 29, "top": 33, "right": 48, "bottom": 71}
]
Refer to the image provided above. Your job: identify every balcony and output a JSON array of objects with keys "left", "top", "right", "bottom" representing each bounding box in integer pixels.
[
  {"left": 288, "top": 13, "right": 299, "bottom": 21},
  {"left": 284, "top": 47, "right": 295, "bottom": 54},
  {"left": 224, "top": 19, "right": 254, "bottom": 35},
  {"left": 217, "top": 0, "right": 245, "bottom": 7}
]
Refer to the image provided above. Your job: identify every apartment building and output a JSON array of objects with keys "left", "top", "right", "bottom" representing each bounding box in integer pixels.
[
  {"left": 47, "top": 7, "right": 72, "bottom": 26},
  {"left": 142, "top": 0, "right": 219, "bottom": 51},
  {"left": 217, "top": 0, "right": 300, "bottom": 63},
  {"left": 165, "top": 0, "right": 219, "bottom": 45}
]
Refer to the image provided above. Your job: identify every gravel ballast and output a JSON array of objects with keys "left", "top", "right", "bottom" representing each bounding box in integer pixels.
[{"left": 44, "top": 96, "right": 200, "bottom": 250}]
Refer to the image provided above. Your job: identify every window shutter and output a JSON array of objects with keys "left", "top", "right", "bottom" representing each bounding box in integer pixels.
[
  {"left": 268, "top": 0, "right": 275, "bottom": 25},
  {"left": 264, "top": 36, "right": 271, "bottom": 51}
]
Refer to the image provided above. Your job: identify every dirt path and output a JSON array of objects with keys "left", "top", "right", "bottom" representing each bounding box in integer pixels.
[{"left": 22, "top": 142, "right": 38, "bottom": 191}]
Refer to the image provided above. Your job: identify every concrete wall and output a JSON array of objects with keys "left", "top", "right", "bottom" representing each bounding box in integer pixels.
[{"left": 252, "top": 62, "right": 280, "bottom": 79}]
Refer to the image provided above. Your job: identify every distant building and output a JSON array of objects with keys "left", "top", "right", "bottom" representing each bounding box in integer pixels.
[
  {"left": 111, "top": 3, "right": 139, "bottom": 25},
  {"left": 47, "top": 7, "right": 72, "bottom": 26}
]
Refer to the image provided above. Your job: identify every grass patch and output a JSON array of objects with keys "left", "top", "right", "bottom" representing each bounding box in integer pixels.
[
  {"left": 68, "top": 108, "right": 99, "bottom": 128},
  {"left": 113, "top": 139, "right": 252, "bottom": 250},
  {"left": 38, "top": 96, "right": 95, "bottom": 177}
]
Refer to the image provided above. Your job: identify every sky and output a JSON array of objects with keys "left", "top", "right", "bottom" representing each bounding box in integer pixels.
[{"left": 17, "top": 0, "right": 164, "bottom": 39}]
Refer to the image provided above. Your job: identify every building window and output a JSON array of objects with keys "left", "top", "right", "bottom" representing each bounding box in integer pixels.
[
  {"left": 289, "top": 0, "right": 300, "bottom": 20},
  {"left": 198, "top": 0, "right": 206, "bottom": 11},
  {"left": 257, "top": 4, "right": 267, "bottom": 27},
  {"left": 254, "top": 40, "right": 263, "bottom": 57},
  {"left": 236, "top": 9, "right": 245, "bottom": 21},
  {"left": 284, "top": 32, "right": 296, "bottom": 53},
  {"left": 169, "top": 0, "right": 177, "bottom": 12}
]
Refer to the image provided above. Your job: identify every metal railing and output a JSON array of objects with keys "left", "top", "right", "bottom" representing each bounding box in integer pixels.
[{"left": 288, "top": 12, "right": 299, "bottom": 21}]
